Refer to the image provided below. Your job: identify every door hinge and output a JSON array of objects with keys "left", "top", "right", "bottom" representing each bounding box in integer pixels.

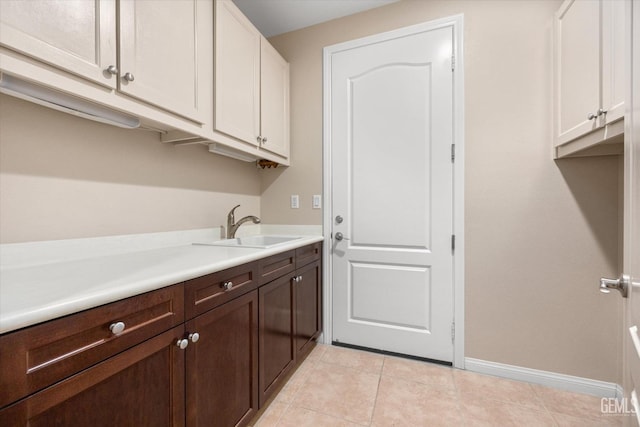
[
  {"left": 451, "top": 322, "right": 455, "bottom": 343},
  {"left": 451, "top": 144, "right": 455, "bottom": 162},
  {"left": 451, "top": 55, "right": 455, "bottom": 71},
  {"left": 451, "top": 234, "right": 455, "bottom": 252}
]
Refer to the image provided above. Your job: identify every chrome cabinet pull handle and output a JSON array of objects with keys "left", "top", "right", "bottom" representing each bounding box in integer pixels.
[
  {"left": 123, "top": 72, "right": 135, "bottom": 82},
  {"left": 106, "top": 65, "right": 118, "bottom": 75},
  {"left": 176, "top": 339, "right": 189, "bottom": 349},
  {"left": 109, "top": 321, "right": 125, "bottom": 334}
]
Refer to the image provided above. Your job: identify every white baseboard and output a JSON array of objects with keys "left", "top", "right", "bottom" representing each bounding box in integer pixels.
[{"left": 465, "top": 358, "right": 621, "bottom": 398}]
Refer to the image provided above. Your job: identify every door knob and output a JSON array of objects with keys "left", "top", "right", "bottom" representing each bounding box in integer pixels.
[
  {"left": 600, "top": 274, "right": 630, "bottom": 298},
  {"left": 335, "top": 232, "right": 349, "bottom": 241},
  {"left": 123, "top": 72, "right": 135, "bottom": 82},
  {"left": 335, "top": 215, "right": 344, "bottom": 224}
]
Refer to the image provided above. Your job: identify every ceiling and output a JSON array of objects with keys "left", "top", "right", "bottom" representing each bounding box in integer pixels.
[{"left": 232, "top": 0, "right": 400, "bottom": 38}]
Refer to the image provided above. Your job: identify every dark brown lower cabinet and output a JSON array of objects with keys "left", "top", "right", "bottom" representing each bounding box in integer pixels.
[
  {"left": 258, "top": 274, "right": 295, "bottom": 406},
  {"left": 186, "top": 290, "right": 258, "bottom": 427},
  {"left": 0, "top": 243, "right": 322, "bottom": 427},
  {"left": 294, "top": 260, "right": 322, "bottom": 358},
  {"left": 0, "top": 326, "right": 186, "bottom": 426}
]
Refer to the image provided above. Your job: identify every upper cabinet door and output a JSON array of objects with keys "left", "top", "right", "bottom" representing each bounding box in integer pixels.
[
  {"left": 0, "top": 0, "right": 117, "bottom": 88},
  {"left": 119, "top": 0, "right": 204, "bottom": 123},
  {"left": 215, "top": 0, "right": 261, "bottom": 146},
  {"left": 601, "top": 0, "right": 625, "bottom": 125},
  {"left": 555, "top": 0, "right": 600, "bottom": 145},
  {"left": 260, "top": 39, "right": 290, "bottom": 158}
]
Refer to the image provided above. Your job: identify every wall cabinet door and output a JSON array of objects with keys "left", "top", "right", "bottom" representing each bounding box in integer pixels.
[
  {"left": 214, "top": 0, "right": 290, "bottom": 160},
  {"left": 601, "top": 0, "right": 625, "bottom": 125},
  {"left": 294, "top": 260, "right": 322, "bottom": 358},
  {"left": 119, "top": 0, "right": 205, "bottom": 122},
  {"left": 185, "top": 291, "right": 259, "bottom": 427},
  {"left": 259, "top": 274, "right": 295, "bottom": 406},
  {"left": 0, "top": 0, "right": 117, "bottom": 89},
  {"left": 260, "top": 39, "right": 290, "bottom": 158},
  {"left": 554, "top": 0, "right": 626, "bottom": 155},
  {"left": 0, "top": 326, "right": 186, "bottom": 426},
  {"left": 555, "top": 0, "right": 600, "bottom": 144},
  {"left": 214, "top": 0, "right": 261, "bottom": 146}
]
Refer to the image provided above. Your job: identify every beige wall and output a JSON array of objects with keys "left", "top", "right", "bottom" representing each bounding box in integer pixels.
[
  {"left": 0, "top": 94, "right": 261, "bottom": 243},
  {"left": 267, "top": 0, "right": 622, "bottom": 382}
]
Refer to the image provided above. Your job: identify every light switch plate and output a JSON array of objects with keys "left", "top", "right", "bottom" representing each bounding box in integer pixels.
[
  {"left": 312, "top": 195, "right": 322, "bottom": 209},
  {"left": 291, "top": 194, "right": 299, "bottom": 209}
]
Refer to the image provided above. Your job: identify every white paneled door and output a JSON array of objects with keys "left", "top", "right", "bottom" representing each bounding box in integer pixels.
[{"left": 328, "top": 22, "right": 456, "bottom": 362}]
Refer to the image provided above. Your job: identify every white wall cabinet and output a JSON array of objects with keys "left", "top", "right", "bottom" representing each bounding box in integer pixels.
[
  {"left": 214, "top": 0, "right": 290, "bottom": 160},
  {"left": 0, "top": 0, "right": 118, "bottom": 89},
  {"left": 118, "top": 0, "right": 205, "bottom": 122},
  {"left": 0, "top": 0, "right": 208, "bottom": 124},
  {"left": 554, "top": 0, "right": 625, "bottom": 158}
]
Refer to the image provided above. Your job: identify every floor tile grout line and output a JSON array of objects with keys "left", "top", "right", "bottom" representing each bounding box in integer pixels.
[{"left": 367, "top": 358, "right": 385, "bottom": 427}]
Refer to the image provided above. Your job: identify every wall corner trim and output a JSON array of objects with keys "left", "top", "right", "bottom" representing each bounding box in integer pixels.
[{"left": 465, "top": 357, "right": 621, "bottom": 398}]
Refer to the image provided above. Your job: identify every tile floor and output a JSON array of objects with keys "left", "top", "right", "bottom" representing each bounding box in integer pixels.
[{"left": 250, "top": 344, "right": 625, "bottom": 427}]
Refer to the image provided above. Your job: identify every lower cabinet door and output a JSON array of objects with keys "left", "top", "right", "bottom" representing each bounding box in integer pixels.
[
  {"left": 295, "top": 260, "right": 322, "bottom": 358},
  {"left": 259, "top": 274, "right": 295, "bottom": 406},
  {"left": 185, "top": 290, "right": 259, "bottom": 427},
  {"left": 0, "top": 326, "right": 186, "bottom": 426}
]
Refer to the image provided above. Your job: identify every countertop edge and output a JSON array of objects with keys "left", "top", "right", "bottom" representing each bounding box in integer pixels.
[{"left": 0, "top": 236, "right": 324, "bottom": 335}]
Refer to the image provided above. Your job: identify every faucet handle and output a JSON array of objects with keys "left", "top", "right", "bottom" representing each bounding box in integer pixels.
[{"left": 229, "top": 204, "right": 241, "bottom": 219}]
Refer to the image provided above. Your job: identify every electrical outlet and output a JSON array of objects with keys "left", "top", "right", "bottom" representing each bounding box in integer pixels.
[
  {"left": 312, "top": 195, "right": 322, "bottom": 209},
  {"left": 290, "top": 194, "right": 299, "bottom": 209}
]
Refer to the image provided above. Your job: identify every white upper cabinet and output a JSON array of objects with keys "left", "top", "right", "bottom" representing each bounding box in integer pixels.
[
  {"left": 214, "top": 0, "right": 261, "bottom": 146},
  {"left": 260, "top": 39, "right": 290, "bottom": 158},
  {"left": 554, "top": 0, "right": 625, "bottom": 158},
  {"left": 0, "top": 0, "right": 208, "bottom": 124},
  {"left": 0, "top": 0, "right": 117, "bottom": 89},
  {"left": 214, "top": 0, "right": 290, "bottom": 160},
  {"left": 119, "top": 0, "right": 204, "bottom": 122}
]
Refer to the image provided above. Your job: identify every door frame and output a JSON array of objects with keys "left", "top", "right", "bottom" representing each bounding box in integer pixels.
[{"left": 321, "top": 14, "right": 466, "bottom": 368}]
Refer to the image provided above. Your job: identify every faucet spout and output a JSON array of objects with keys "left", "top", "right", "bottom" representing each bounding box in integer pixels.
[{"left": 226, "top": 205, "right": 260, "bottom": 238}]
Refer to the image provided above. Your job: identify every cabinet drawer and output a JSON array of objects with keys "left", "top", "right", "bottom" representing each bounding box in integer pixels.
[
  {"left": 0, "top": 325, "right": 186, "bottom": 426},
  {"left": 184, "top": 261, "right": 259, "bottom": 319},
  {"left": 0, "top": 284, "right": 184, "bottom": 409},
  {"left": 296, "top": 242, "right": 322, "bottom": 269},
  {"left": 258, "top": 250, "right": 295, "bottom": 284}
]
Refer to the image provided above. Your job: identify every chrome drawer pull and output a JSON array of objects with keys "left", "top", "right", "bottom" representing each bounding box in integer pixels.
[{"left": 109, "top": 321, "right": 126, "bottom": 335}]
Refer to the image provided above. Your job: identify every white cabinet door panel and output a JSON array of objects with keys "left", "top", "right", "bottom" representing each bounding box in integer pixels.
[
  {"left": 0, "top": 0, "right": 117, "bottom": 88},
  {"left": 119, "top": 0, "right": 202, "bottom": 122},
  {"left": 260, "top": 39, "right": 289, "bottom": 158},
  {"left": 602, "top": 0, "right": 625, "bottom": 125},
  {"left": 556, "top": 0, "right": 600, "bottom": 144},
  {"left": 215, "top": 0, "right": 260, "bottom": 146}
]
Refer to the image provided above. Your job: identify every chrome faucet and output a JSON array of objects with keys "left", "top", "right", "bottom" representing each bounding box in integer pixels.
[{"left": 227, "top": 205, "right": 260, "bottom": 238}]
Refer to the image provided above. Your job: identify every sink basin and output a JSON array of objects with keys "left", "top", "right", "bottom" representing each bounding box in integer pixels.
[{"left": 194, "top": 235, "right": 303, "bottom": 249}]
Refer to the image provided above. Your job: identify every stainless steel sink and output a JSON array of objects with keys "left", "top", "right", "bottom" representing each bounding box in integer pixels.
[{"left": 193, "top": 235, "right": 303, "bottom": 249}]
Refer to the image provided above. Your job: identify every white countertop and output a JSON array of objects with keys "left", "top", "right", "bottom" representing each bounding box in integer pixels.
[{"left": 0, "top": 233, "right": 323, "bottom": 334}]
